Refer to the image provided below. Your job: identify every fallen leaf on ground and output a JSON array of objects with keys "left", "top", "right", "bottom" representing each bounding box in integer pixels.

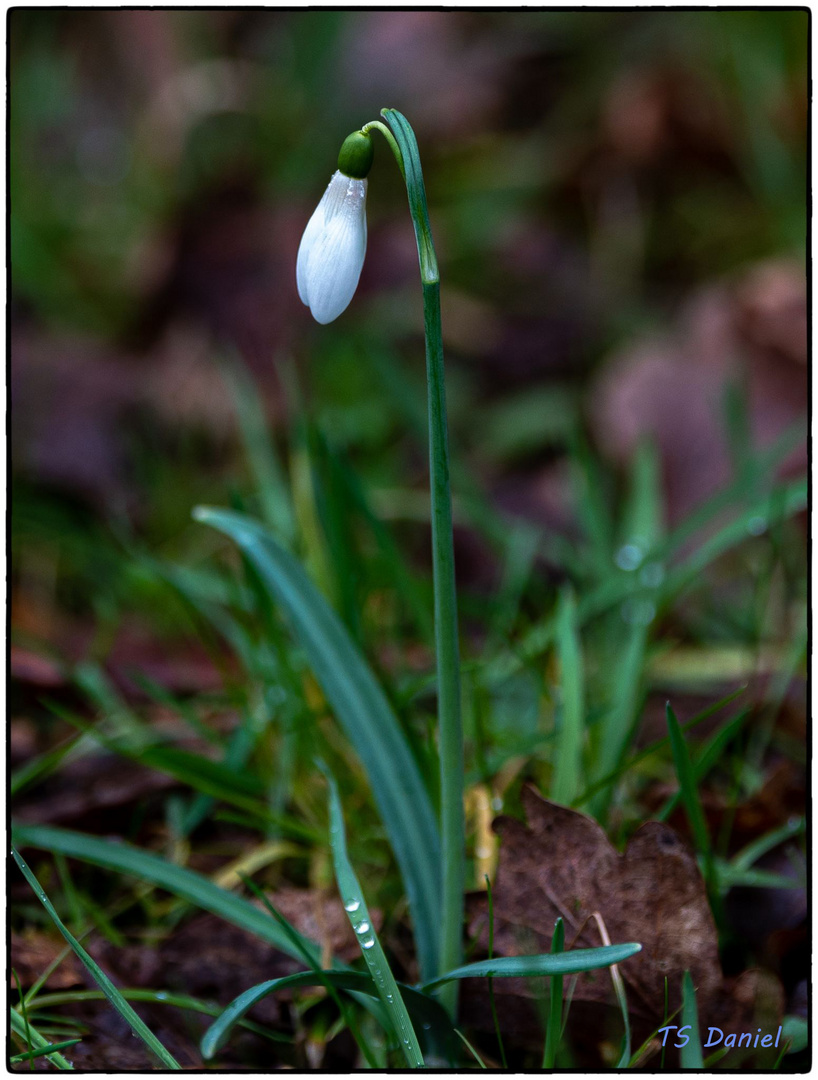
[{"left": 466, "top": 786, "right": 782, "bottom": 1058}]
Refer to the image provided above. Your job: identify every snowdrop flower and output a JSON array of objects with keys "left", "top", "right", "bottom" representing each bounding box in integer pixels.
[{"left": 297, "top": 131, "right": 374, "bottom": 324}]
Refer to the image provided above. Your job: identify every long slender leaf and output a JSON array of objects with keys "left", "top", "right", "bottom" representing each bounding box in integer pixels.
[
  {"left": 24, "top": 989, "right": 290, "bottom": 1044},
  {"left": 542, "top": 917, "right": 565, "bottom": 1068},
  {"left": 193, "top": 507, "right": 441, "bottom": 981},
  {"left": 12, "top": 848, "right": 181, "bottom": 1069},
  {"left": 239, "top": 873, "right": 378, "bottom": 1068},
  {"left": 553, "top": 589, "right": 584, "bottom": 806},
  {"left": 325, "top": 768, "right": 424, "bottom": 1067},
  {"left": 422, "top": 942, "right": 641, "bottom": 990},
  {"left": 10, "top": 1039, "right": 82, "bottom": 1063},
  {"left": 680, "top": 971, "right": 704, "bottom": 1068},
  {"left": 665, "top": 478, "right": 806, "bottom": 596},
  {"left": 489, "top": 460, "right": 806, "bottom": 685},
  {"left": 12, "top": 824, "right": 320, "bottom": 965},
  {"left": 657, "top": 708, "right": 751, "bottom": 822},
  {"left": 575, "top": 686, "right": 746, "bottom": 806},
  {"left": 224, "top": 358, "right": 296, "bottom": 546},
  {"left": 729, "top": 816, "right": 805, "bottom": 873},
  {"left": 665, "top": 705, "right": 712, "bottom": 858},
  {"left": 200, "top": 970, "right": 454, "bottom": 1061},
  {"left": 485, "top": 875, "right": 507, "bottom": 1069},
  {"left": 590, "top": 621, "right": 648, "bottom": 818},
  {"left": 9, "top": 1009, "right": 74, "bottom": 1070}
]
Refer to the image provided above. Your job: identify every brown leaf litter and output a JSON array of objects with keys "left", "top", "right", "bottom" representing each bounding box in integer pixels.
[{"left": 466, "top": 786, "right": 783, "bottom": 1063}]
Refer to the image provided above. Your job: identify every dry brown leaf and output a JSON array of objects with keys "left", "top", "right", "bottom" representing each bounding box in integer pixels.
[{"left": 466, "top": 786, "right": 782, "bottom": 1051}]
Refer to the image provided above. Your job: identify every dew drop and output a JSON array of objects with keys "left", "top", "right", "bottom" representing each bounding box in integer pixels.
[
  {"left": 639, "top": 560, "right": 664, "bottom": 589},
  {"left": 620, "top": 597, "right": 655, "bottom": 626},
  {"left": 344, "top": 899, "right": 361, "bottom": 913},
  {"left": 361, "top": 937, "right": 375, "bottom": 950},
  {"left": 615, "top": 542, "right": 643, "bottom": 571},
  {"left": 356, "top": 920, "right": 371, "bottom": 935}
]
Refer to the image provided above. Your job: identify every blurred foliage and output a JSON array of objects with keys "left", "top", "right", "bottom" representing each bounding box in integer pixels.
[
  {"left": 10, "top": 9, "right": 806, "bottom": 334},
  {"left": 10, "top": 11, "right": 808, "bottom": 1069}
]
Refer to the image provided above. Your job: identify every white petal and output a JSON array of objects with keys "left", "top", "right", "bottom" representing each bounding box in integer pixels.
[
  {"left": 295, "top": 171, "right": 367, "bottom": 323},
  {"left": 296, "top": 201, "right": 326, "bottom": 306}
]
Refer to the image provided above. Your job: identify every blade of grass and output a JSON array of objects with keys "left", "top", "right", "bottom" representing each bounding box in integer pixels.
[
  {"left": 590, "top": 621, "right": 648, "bottom": 819},
  {"left": 10, "top": 1039, "right": 82, "bottom": 1064},
  {"left": 12, "top": 848, "right": 181, "bottom": 1069},
  {"left": 730, "top": 816, "right": 805, "bottom": 873},
  {"left": 324, "top": 767, "right": 424, "bottom": 1068},
  {"left": 713, "top": 862, "right": 802, "bottom": 891},
  {"left": 422, "top": 942, "right": 641, "bottom": 989},
  {"left": 665, "top": 704, "right": 718, "bottom": 906},
  {"left": 23, "top": 989, "right": 291, "bottom": 1044},
  {"left": 575, "top": 686, "right": 746, "bottom": 806},
  {"left": 484, "top": 875, "right": 507, "bottom": 1068},
  {"left": 657, "top": 708, "right": 751, "bottom": 822},
  {"left": 12, "top": 824, "right": 320, "bottom": 964},
  {"left": 24, "top": 940, "right": 76, "bottom": 1007},
  {"left": 238, "top": 873, "right": 378, "bottom": 1068},
  {"left": 664, "top": 477, "right": 807, "bottom": 597},
  {"left": 680, "top": 971, "right": 704, "bottom": 1068},
  {"left": 571, "top": 429, "right": 614, "bottom": 578},
  {"left": 454, "top": 1029, "right": 487, "bottom": 1068},
  {"left": 657, "top": 420, "right": 805, "bottom": 560},
  {"left": 47, "top": 702, "right": 311, "bottom": 840},
  {"left": 223, "top": 357, "right": 296, "bottom": 546},
  {"left": 13, "top": 969, "right": 34, "bottom": 1071},
  {"left": 329, "top": 441, "right": 434, "bottom": 645},
  {"left": 200, "top": 970, "right": 451, "bottom": 1061},
  {"left": 308, "top": 425, "right": 365, "bottom": 645},
  {"left": 552, "top": 589, "right": 584, "bottom": 806},
  {"left": 620, "top": 439, "right": 663, "bottom": 556},
  {"left": 9, "top": 1009, "right": 75, "bottom": 1070},
  {"left": 488, "top": 455, "right": 805, "bottom": 686},
  {"left": 591, "top": 913, "right": 631, "bottom": 1067},
  {"left": 542, "top": 918, "right": 565, "bottom": 1068},
  {"left": 193, "top": 507, "right": 441, "bottom": 982},
  {"left": 129, "top": 671, "right": 224, "bottom": 748},
  {"left": 11, "top": 726, "right": 89, "bottom": 797},
  {"left": 626, "top": 1001, "right": 683, "bottom": 1068}
]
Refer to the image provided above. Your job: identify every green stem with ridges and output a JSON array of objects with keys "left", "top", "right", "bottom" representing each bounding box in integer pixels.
[{"left": 374, "top": 108, "right": 464, "bottom": 1016}]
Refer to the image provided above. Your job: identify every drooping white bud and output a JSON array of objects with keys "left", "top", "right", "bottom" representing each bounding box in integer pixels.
[{"left": 296, "top": 170, "right": 368, "bottom": 324}]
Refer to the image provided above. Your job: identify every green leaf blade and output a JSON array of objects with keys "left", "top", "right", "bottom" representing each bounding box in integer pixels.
[
  {"left": 12, "top": 847, "right": 181, "bottom": 1070},
  {"left": 422, "top": 942, "right": 641, "bottom": 990},
  {"left": 325, "top": 767, "right": 424, "bottom": 1067},
  {"left": 680, "top": 971, "right": 704, "bottom": 1068},
  {"left": 193, "top": 507, "right": 442, "bottom": 982},
  {"left": 11, "top": 824, "right": 320, "bottom": 965}
]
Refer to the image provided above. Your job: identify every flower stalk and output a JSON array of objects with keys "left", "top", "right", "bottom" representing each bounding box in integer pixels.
[
  {"left": 379, "top": 108, "right": 464, "bottom": 1018},
  {"left": 297, "top": 109, "right": 464, "bottom": 1017}
]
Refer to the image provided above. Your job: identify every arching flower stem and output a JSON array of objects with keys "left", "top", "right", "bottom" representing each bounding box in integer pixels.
[
  {"left": 371, "top": 109, "right": 464, "bottom": 1019},
  {"left": 360, "top": 119, "right": 405, "bottom": 181}
]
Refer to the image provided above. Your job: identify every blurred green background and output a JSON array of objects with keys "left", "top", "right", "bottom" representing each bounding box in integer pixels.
[
  {"left": 9, "top": 10, "right": 808, "bottom": 1069},
  {"left": 11, "top": 9, "right": 807, "bottom": 585}
]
